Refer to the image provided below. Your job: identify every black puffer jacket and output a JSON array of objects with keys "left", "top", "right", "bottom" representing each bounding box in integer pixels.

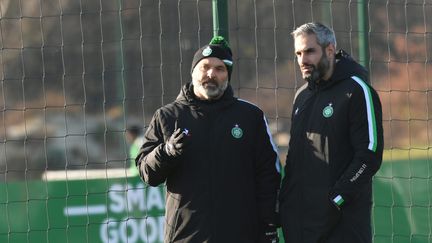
[
  {"left": 136, "top": 83, "right": 281, "bottom": 243},
  {"left": 280, "top": 50, "right": 383, "bottom": 243}
]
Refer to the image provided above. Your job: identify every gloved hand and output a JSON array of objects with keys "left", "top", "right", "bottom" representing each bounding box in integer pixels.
[
  {"left": 318, "top": 199, "right": 342, "bottom": 242},
  {"left": 164, "top": 128, "right": 190, "bottom": 157},
  {"left": 259, "top": 224, "right": 279, "bottom": 243}
]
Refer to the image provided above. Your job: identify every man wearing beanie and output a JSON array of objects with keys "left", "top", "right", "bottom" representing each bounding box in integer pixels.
[{"left": 136, "top": 36, "right": 281, "bottom": 243}]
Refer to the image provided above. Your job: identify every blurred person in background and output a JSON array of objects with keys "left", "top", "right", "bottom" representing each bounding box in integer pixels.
[
  {"left": 135, "top": 36, "right": 281, "bottom": 243},
  {"left": 279, "top": 22, "right": 383, "bottom": 243},
  {"left": 125, "top": 125, "right": 142, "bottom": 176}
]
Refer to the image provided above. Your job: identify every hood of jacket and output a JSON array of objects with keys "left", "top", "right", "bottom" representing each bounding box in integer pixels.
[
  {"left": 175, "top": 82, "right": 237, "bottom": 112},
  {"left": 308, "top": 49, "right": 369, "bottom": 90}
]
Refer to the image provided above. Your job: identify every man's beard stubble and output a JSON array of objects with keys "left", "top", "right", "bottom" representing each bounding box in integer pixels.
[
  {"left": 303, "top": 52, "right": 330, "bottom": 83},
  {"left": 193, "top": 78, "right": 228, "bottom": 100}
]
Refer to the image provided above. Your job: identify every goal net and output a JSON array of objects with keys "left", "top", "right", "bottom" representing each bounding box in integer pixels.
[{"left": 0, "top": 0, "right": 430, "bottom": 242}]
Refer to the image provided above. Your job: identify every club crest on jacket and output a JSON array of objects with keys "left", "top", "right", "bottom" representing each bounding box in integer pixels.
[
  {"left": 323, "top": 103, "right": 334, "bottom": 118},
  {"left": 231, "top": 124, "right": 243, "bottom": 139}
]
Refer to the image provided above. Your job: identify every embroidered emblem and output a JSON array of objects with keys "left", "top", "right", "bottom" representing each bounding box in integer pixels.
[
  {"left": 323, "top": 103, "right": 334, "bottom": 118},
  {"left": 231, "top": 124, "right": 243, "bottom": 139},
  {"left": 202, "top": 46, "right": 212, "bottom": 56}
]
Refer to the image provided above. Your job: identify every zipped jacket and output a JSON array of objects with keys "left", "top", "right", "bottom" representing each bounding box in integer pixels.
[
  {"left": 280, "top": 50, "right": 383, "bottom": 243},
  {"left": 136, "top": 83, "right": 281, "bottom": 243}
]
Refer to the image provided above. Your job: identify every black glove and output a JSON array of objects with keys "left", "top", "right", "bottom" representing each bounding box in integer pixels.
[
  {"left": 318, "top": 199, "right": 342, "bottom": 242},
  {"left": 164, "top": 128, "right": 190, "bottom": 157},
  {"left": 259, "top": 224, "right": 279, "bottom": 243}
]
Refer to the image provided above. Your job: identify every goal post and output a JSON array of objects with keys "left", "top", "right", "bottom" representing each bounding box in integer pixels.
[{"left": 212, "top": 0, "right": 229, "bottom": 41}]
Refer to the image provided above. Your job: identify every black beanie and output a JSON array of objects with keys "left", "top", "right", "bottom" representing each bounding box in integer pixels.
[{"left": 190, "top": 36, "right": 233, "bottom": 80}]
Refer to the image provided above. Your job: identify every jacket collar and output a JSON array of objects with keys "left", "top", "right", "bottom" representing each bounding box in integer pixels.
[{"left": 308, "top": 50, "right": 369, "bottom": 90}]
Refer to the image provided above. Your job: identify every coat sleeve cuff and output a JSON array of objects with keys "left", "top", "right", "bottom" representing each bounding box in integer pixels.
[{"left": 331, "top": 194, "right": 345, "bottom": 210}]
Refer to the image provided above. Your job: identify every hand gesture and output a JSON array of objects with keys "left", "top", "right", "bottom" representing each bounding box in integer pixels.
[{"left": 164, "top": 128, "right": 190, "bottom": 157}]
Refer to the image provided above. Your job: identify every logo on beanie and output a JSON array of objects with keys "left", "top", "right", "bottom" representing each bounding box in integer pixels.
[
  {"left": 202, "top": 46, "right": 212, "bottom": 56},
  {"left": 231, "top": 124, "right": 243, "bottom": 139}
]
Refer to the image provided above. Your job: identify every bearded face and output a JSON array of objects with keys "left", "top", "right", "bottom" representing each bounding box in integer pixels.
[
  {"left": 302, "top": 50, "right": 330, "bottom": 83},
  {"left": 294, "top": 33, "right": 334, "bottom": 83},
  {"left": 191, "top": 57, "right": 229, "bottom": 100},
  {"left": 192, "top": 78, "right": 228, "bottom": 100}
]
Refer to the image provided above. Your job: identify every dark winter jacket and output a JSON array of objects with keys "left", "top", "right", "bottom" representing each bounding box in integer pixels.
[
  {"left": 280, "top": 50, "right": 384, "bottom": 243},
  {"left": 136, "top": 83, "right": 281, "bottom": 243}
]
